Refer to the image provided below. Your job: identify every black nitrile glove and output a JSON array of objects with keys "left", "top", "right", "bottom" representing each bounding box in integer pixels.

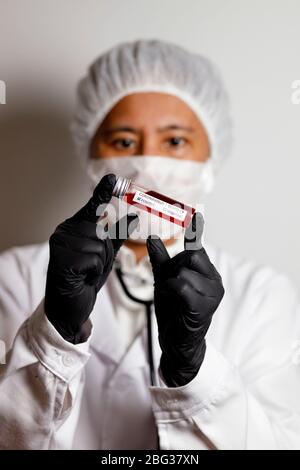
[
  {"left": 147, "top": 212, "right": 225, "bottom": 387},
  {"left": 45, "top": 173, "right": 138, "bottom": 344}
]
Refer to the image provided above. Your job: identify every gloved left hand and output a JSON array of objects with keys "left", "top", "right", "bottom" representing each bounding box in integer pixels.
[
  {"left": 44, "top": 174, "right": 138, "bottom": 344},
  {"left": 147, "top": 212, "right": 225, "bottom": 387}
]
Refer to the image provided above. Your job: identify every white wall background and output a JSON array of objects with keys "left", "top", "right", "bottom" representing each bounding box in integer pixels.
[{"left": 0, "top": 0, "right": 299, "bottom": 288}]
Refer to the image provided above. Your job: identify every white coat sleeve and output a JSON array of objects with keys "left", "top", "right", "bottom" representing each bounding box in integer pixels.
[
  {"left": 0, "top": 248, "right": 91, "bottom": 450},
  {"left": 149, "top": 273, "right": 300, "bottom": 450}
]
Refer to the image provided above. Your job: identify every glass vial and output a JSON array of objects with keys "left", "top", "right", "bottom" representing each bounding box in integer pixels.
[{"left": 112, "top": 176, "right": 195, "bottom": 228}]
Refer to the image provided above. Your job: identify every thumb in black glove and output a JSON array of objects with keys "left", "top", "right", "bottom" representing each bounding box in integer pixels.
[
  {"left": 147, "top": 212, "right": 224, "bottom": 387},
  {"left": 45, "top": 173, "right": 138, "bottom": 344}
]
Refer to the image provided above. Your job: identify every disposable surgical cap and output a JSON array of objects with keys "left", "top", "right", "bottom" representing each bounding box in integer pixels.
[{"left": 70, "top": 38, "right": 233, "bottom": 173}]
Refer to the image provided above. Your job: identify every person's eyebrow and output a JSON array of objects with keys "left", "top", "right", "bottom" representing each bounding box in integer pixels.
[
  {"left": 101, "top": 124, "right": 196, "bottom": 136},
  {"left": 101, "top": 126, "right": 139, "bottom": 135},
  {"left": 156, "top": 124, "right": 196, "bottom": 133}
]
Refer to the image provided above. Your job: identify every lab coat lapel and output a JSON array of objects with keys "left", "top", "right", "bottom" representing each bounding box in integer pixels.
[
  {"left": 118, "top": 305, "right": 161, "bottom": 381},
  {"left": 89, "top": 284, "right": 161, "bottom": 375},
  {"left": 89, "top": 285, "right": 125, "bottom": 364},
  {"left": 89, "top": 284, "right": 154, "bottom": 370}
]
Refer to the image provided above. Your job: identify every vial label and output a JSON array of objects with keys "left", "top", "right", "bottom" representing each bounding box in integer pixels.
[{"left": 132, "top": 190, "right": 187, "bottom": 222}]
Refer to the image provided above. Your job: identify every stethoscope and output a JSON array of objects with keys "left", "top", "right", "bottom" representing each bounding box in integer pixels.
[
  {"left": 115, "top": 263, "right": 161, "bottom": 449},
  {"left": 114, "top": 264, "right": 157, "bottom": 387}
]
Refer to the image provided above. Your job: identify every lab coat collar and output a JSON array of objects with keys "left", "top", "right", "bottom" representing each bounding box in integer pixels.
[{"left": 89, "top": 285, "right": 126, "bottom": 364}]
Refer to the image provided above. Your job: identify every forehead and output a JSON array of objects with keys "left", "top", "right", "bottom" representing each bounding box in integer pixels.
[{"left": 100, "top": 92, "right": 201, "bottom": 128}]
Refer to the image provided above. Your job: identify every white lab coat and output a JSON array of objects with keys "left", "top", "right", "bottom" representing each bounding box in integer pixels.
[{"left": 0, "top": 240, "right": 299, "bottom": 450}]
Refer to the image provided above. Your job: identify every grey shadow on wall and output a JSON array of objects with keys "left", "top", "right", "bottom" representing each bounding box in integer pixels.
[{"left": 0, "top": 104, "right": 90, "bottom": 253}]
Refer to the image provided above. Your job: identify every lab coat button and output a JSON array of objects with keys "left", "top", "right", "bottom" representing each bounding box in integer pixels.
[{"left": 62, "top": 354, "right": 75, "bottom": 367}]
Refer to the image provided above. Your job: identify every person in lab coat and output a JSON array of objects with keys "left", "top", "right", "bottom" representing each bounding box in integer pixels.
[{"left": 0, "top": 39, "right": 300, "bottom": 450}]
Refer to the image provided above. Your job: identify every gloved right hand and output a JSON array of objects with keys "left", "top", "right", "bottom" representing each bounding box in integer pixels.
[
  {"left": 44, "top": 173, "right": 138, "bottom": 344},
  {"left": 147, "top": 213, "right": 224, "bottom": 387}
]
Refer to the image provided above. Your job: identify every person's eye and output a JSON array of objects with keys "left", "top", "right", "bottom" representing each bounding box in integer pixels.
[
  {"left": 112, "top": 138, "right": 136, "bottom": 149},
  {"left": 167, "top": 136, "right": 188, "bottom": 147}
]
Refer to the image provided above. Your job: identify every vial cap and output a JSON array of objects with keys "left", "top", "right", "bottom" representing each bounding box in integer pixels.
[{"left": 112, "top": 176, "right": 131, "bottom": 198}]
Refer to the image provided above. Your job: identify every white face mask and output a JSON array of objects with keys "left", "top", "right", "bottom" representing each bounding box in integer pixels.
[{"left": 86, "top": 155, "right": 214, "bottom": 243}]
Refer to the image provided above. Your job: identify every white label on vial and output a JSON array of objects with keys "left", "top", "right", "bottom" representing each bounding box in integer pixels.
[{"left": 132, "top": 190, "right": 187, "bottom": 222}]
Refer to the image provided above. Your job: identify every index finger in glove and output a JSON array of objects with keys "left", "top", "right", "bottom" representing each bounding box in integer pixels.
[
  {"left": 184, "top": 212, "right": 204, "bottom": 251},
  {"left": 184, "top": 212, "right": 222, "bottom": 280},
  {"left": 69, "top": 173, "right": 116, "bottom": 224}
]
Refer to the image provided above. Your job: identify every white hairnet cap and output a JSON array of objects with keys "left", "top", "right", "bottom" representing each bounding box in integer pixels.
[{"left": 70, "top": 39, "right": 233, "bottom": 173}]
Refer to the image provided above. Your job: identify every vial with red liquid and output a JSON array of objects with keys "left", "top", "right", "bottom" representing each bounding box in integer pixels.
[{"left": 112, "top": 176, "right": 195, "bottom": 228}]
